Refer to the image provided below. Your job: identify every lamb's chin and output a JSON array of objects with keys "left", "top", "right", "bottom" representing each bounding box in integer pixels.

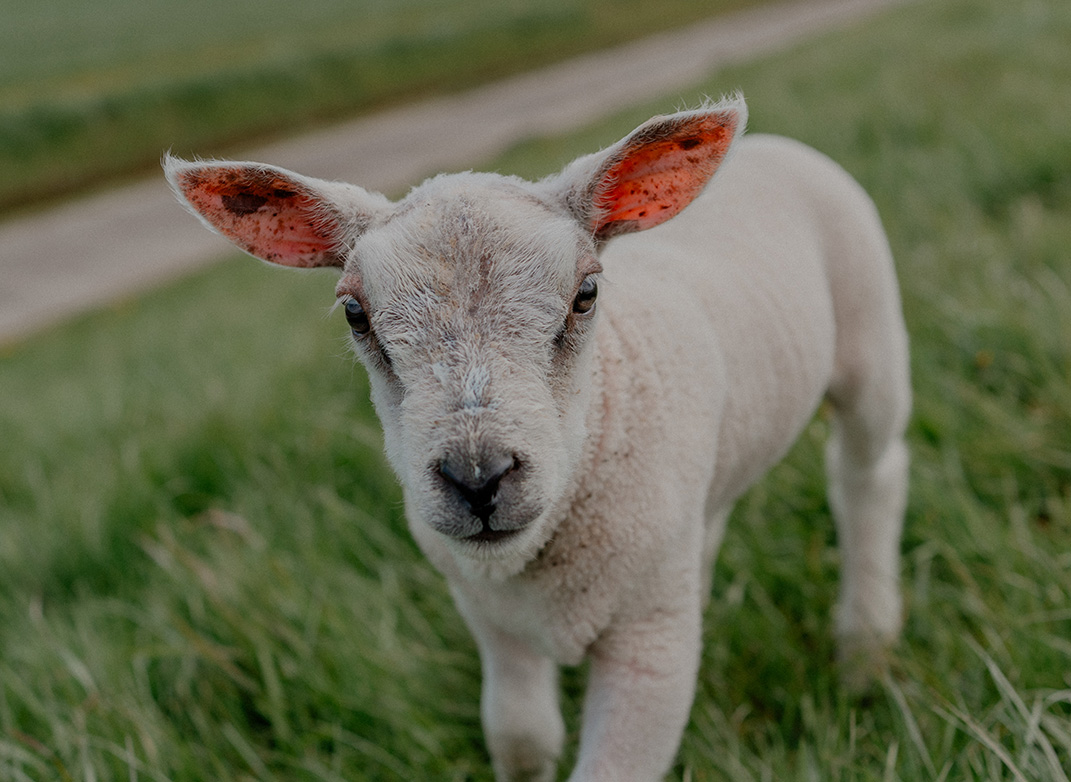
[{"left": 449, "top": 515, "right": 556, "bottom": 582}]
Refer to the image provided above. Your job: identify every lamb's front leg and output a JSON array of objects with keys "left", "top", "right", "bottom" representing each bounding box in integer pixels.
[
  {"left": 569, "top": 599, "right": 703, "bottom": 782},
  {"left": 468, "top": 619, "right": 565, "bottom": 782}
]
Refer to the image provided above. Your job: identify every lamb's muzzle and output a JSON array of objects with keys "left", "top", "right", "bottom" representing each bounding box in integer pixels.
[{"left": 437, "top": 452, "right": 518, "bottom": 528}]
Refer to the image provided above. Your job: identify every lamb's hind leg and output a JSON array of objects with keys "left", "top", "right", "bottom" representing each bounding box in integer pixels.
[{"left": 825, "top": 282, "right": 911, "bottom": 683}]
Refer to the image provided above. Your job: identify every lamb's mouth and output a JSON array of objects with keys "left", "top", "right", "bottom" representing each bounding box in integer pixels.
[{"left": 464, "top": 526, "right": 522, "bottom": 545}]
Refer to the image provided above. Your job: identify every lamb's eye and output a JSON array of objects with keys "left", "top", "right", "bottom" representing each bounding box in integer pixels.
[
  {"left": 344, "top": 298, "right": 370, "bottom": 336},
  {"left": 573, "top": 275, "right": 598, "bottom": 314}
]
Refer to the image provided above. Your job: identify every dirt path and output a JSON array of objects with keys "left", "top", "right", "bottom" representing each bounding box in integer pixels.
[{"left": 0, "top": 0, "right": 912, "bottom": 343}]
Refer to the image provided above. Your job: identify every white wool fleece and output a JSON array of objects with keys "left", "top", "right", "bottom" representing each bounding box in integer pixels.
[{"left": 165, "top": 96, "right": 910, "bottom": 781}]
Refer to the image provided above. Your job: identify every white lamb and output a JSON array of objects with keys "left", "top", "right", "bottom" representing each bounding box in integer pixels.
[{"left": 165, "top": 94, "right": 910, "bottom": 782}]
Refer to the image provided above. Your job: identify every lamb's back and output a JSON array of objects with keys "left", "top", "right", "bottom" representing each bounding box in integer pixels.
[{"left": 600, "top": 134, "right": 867, "bottom": 504}]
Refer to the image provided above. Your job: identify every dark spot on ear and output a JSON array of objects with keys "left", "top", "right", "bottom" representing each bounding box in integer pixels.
[
  {"left": 679, "top": 137, "right": 703, "bottom": 150},
  {"left": 222, "top": 192, "right": 268, "bottom": 216},
  {"left": 273, "top": 189, "right": 297, "bottom": 199}
]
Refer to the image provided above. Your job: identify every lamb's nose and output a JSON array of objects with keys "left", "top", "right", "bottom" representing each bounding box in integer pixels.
[{"left": 438, "top": 453, "right": 517, "bottom": 523}]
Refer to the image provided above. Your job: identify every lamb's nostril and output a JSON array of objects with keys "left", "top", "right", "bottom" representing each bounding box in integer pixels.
[{"left": 438, "top": 454, "right": 517, "bottom": 523}]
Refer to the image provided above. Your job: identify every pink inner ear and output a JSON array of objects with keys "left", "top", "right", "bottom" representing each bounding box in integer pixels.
[
  {"left": 595, "top": 116, "right": 736, "bottom": 236},
  {"left": 177, "top": 166, "right": 341, "bottom": 268}
]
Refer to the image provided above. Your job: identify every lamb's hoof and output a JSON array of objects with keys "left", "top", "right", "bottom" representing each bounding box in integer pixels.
[
  {"left": 491, "top": 738, "right": 559, "bottom": 782},
  {"left": 836, "top": 632, "right": 897, "bottom": 695},
  {"left": 494, "top": 762, "right": 556, "bottom": 782}
]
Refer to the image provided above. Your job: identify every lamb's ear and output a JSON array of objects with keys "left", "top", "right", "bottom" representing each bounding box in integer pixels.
[
  {"left": 553, "top": 95, "right": 747, "bottom": 240},
  {"left": 163, "top": 155, "right": 390, "bottom": 268}
]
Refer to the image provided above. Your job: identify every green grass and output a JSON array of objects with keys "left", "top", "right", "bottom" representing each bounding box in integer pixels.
[
  {"left": 3, "top": 0, "right": 1071, "bottom": 777},
  {"left": 0, "top": 0, "right": 776, "bottom": 215}
]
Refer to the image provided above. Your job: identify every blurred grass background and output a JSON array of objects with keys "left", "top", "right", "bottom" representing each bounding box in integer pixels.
[
  {"left": 3, "top": 0, "right": 1071, "bottom": 778},
  {"left": 0, "top": 0, "right": 777, "bottom": 214}
]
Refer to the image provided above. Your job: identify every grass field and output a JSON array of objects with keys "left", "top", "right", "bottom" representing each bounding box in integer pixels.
[
  {"left": 3, "top": 0, "right": 1071, "bottom": 778},
  {"left": 0, "top": 0, "right": 774, "bottom": 215}
]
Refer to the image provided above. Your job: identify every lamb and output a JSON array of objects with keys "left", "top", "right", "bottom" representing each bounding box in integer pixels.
[{"left": 164, "top": 94, "right": 911, "bottom": 782}]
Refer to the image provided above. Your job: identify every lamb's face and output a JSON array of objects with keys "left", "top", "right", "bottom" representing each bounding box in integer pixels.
[
  {"left": 336, "top": 175, "right": 601, "bottom": 567},
  {"left": 165, "top": 100, "right": 745, "bottom": 576}
]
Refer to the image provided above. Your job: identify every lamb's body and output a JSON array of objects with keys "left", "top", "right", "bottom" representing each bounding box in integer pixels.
[
  {"left": 166, "top": 101, "right": 910, "bottom": 782},
  {"left": 413, "top": 135, "right": 909, "bottom": 779},
  {"left": 424, "top": 133, "right": 905, "bottom": 659}
]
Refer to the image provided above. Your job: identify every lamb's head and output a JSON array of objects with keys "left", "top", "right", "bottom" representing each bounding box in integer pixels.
[
  {"left": 164, "top": 96, "right": 746, "bottom": 573},
  {"left": 338, "top": 174, "right": 604, "bottom": 562}
]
